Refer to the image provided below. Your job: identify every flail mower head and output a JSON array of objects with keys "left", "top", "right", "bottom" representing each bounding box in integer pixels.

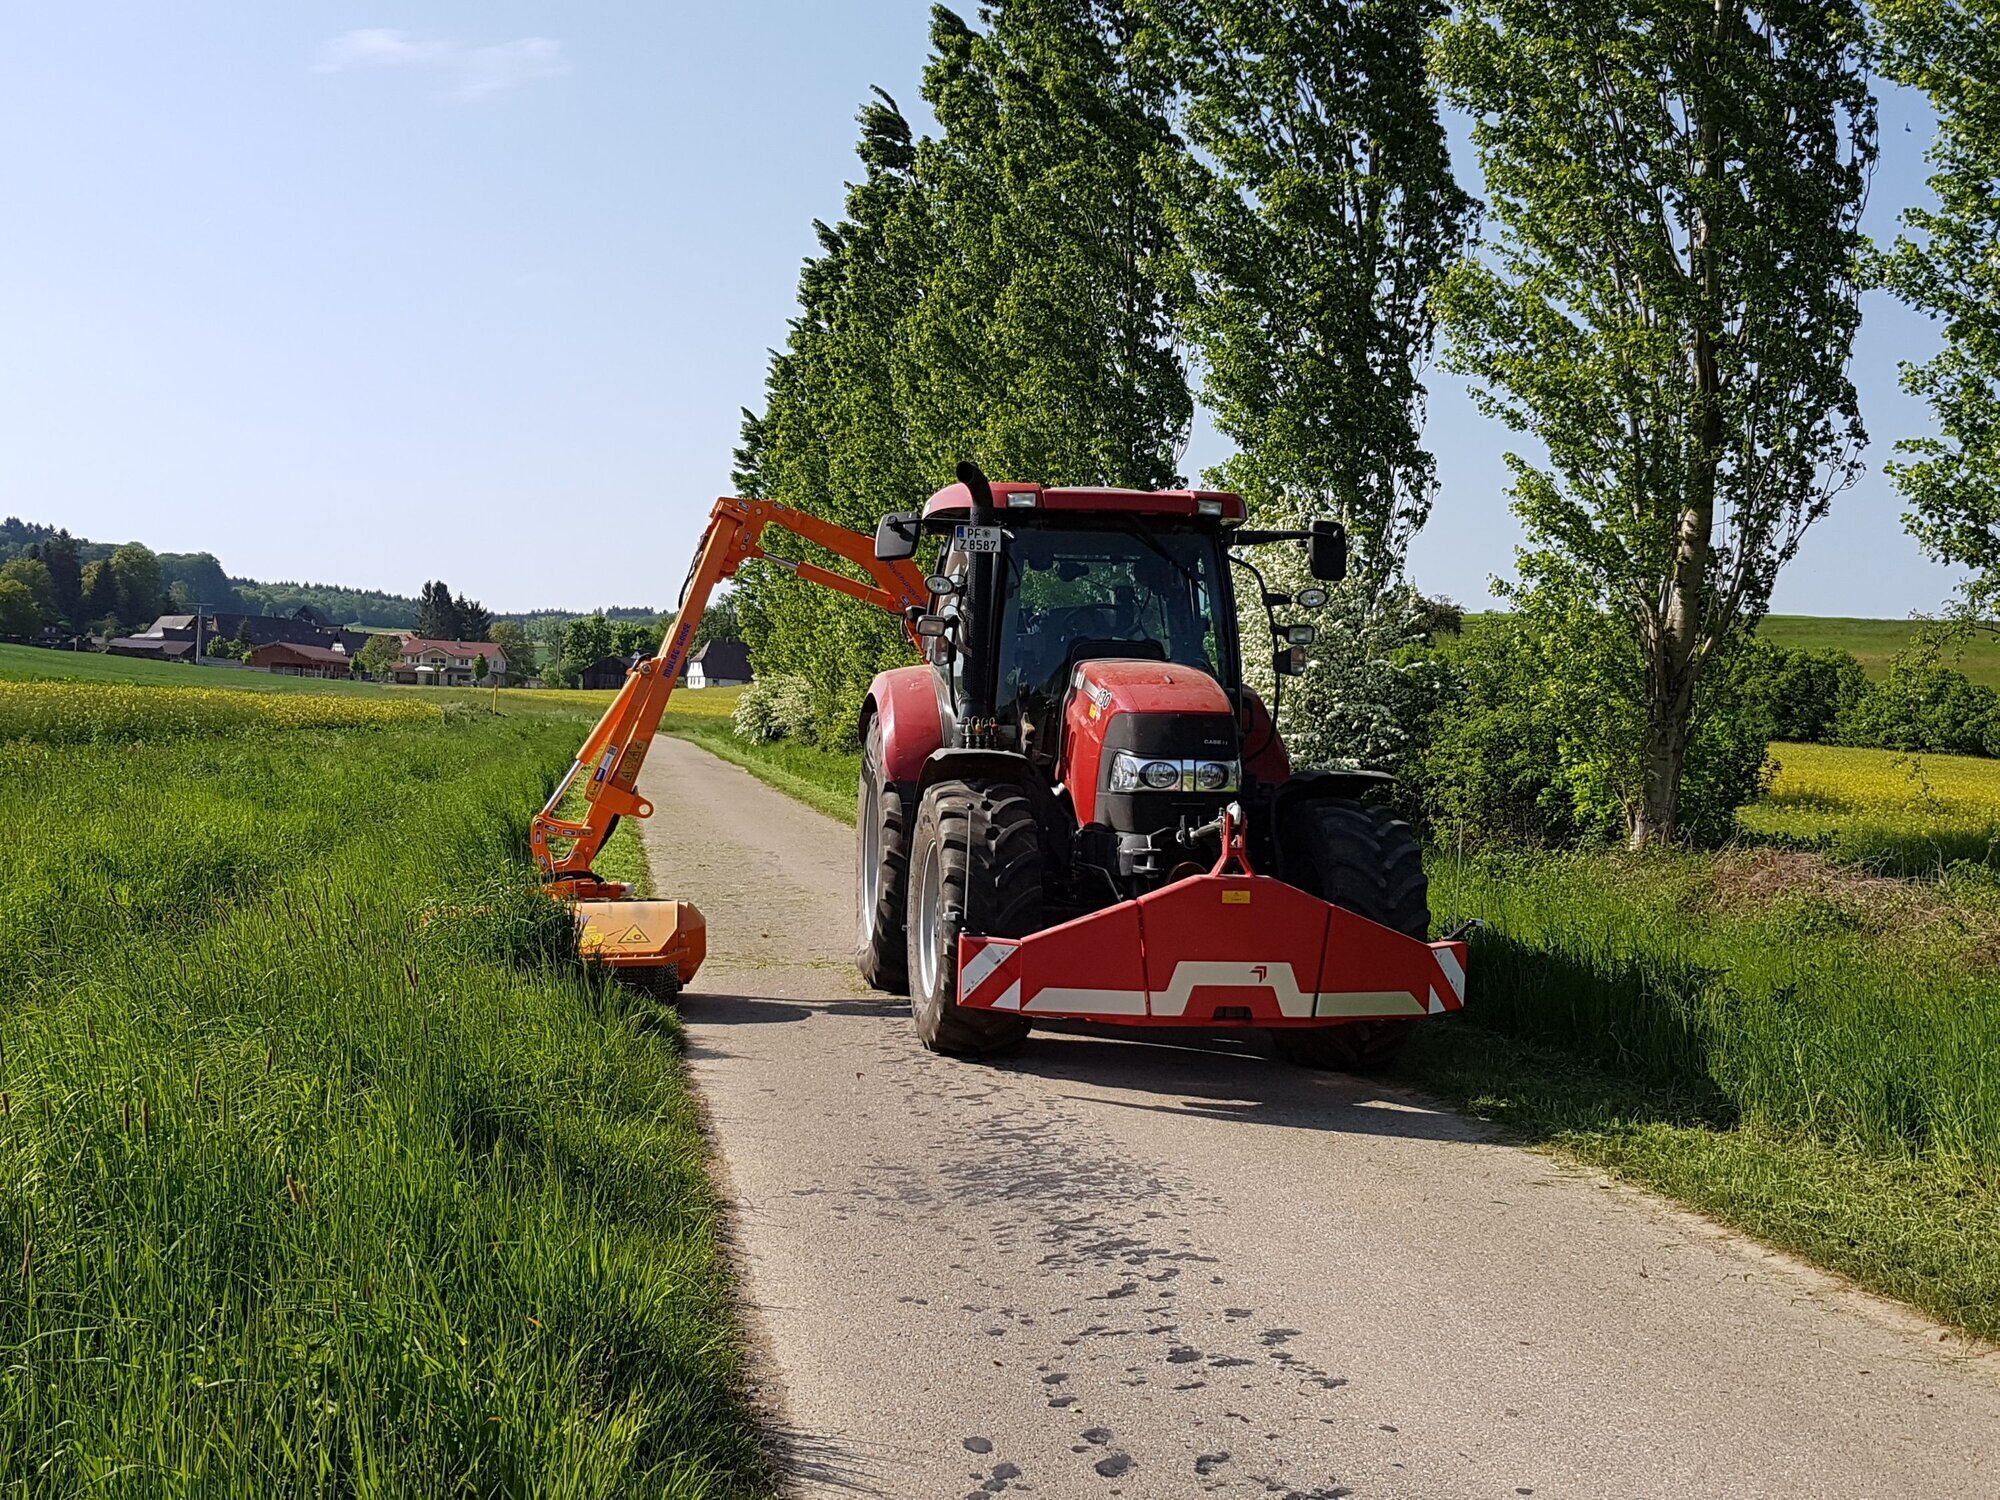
[{"left": 576, "top": 898, "right": 707, "bottom": 986}]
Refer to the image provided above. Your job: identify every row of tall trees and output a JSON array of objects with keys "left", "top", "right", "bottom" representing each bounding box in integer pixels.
[
  {"left": 737, "top": 0, "right": 1910, "bottom": 847},
  {"left": 735, "top": 1, "right": 1197, "bottom": 748}
]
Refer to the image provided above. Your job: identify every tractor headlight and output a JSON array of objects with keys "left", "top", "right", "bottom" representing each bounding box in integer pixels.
[
  {"left": 1195, "top": 760, "right": 1235, "bottom": 792},
  {"left": 1107, "top": 753, "right": 1240, "bottom": 793},
  {"left": 1109, "top": 752, "right": 1180, "bottom": 791}
]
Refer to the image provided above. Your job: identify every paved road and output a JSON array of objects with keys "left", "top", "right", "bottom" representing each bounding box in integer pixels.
[{"left": 638, "top": 736, "right": 2000, "bottom": 1500}]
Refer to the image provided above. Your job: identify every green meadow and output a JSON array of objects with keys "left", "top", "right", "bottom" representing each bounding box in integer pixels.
[
  {"left": 1759, "top": 614, "right": 2000, "bottom": 688},
  {"left": 0, "top": 661, "right": 764, "bottom": 1496}
]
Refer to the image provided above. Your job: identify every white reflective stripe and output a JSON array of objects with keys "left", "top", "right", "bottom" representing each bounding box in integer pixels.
[
  {"left": 1312, "top": 990, "right": 1427, "bottom": 1018},
  {"left": 1150, "top": 961, "right": 1314, "bottom": 1019},
  {"left": 989, "top": 981, "right": 1023, "bottom": 1011},
  {"left": 1434, "top": 946, "right": 1466, "bottom": 1003},
  {"left": 1427, "top": 986, "right": 1446, "bottom": 1015},
  {"left": 960, "top": 939, "right": 1015, "bottom": 998},
  {"left": 1022, "top": 987, "right": 1149, "bottom": 1016}
]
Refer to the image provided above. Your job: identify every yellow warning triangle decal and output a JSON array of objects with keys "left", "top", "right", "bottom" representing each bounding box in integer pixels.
[{"left": 618, "top": 925, "right": 649, "bottom": 945}]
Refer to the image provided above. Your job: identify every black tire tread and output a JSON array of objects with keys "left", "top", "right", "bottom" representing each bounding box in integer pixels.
[
  {"left": 854, "top": 718, "right": 910, "bottom": 992},
  {"left": 1273, "top": 798, "right": 1429, "bottom": 1073},
  {"left": 907, "top": 779, "right": 1037, "bottom": 1057}
]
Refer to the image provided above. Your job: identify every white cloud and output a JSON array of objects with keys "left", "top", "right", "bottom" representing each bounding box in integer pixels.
[
  {"left": 312, "top": 29, "right": 569, "bottom": 101},
  {"left": 450, "top": 38, "right": 569, "bottom": 100}
]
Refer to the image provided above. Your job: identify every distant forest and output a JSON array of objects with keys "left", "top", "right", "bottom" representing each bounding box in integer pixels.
[{"left": 0, "top": 518, "right": 656, "bottom": 630}]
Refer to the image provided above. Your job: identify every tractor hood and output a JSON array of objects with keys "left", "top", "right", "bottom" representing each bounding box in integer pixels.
[
  {"left": 1073, "top": 659, "right": 1234, "bottom": 718},
  {"left": 1062, "top": 659, "right": 1238, "bottom": 830}
]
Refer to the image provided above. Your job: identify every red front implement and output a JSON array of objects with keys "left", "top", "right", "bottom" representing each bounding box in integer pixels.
[{"left": 957, "top": 810, "right": 1467, "bottom": 1029}]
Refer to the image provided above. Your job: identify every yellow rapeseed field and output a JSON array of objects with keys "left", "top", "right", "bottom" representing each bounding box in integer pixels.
[
  {"left": 0, "top": 680, "right": 442, "bottom": 743},
  {"left": 1739, "top": 740, "right": 2000, "bottom": 869}
]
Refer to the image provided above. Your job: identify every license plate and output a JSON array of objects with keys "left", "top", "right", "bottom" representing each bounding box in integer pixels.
[{"left": 954, "top": 524, "right": 1003, "bottom": 554}]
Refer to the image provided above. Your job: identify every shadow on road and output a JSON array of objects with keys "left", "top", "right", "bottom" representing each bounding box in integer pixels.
[
  {"left": 677, "top": 990, "right": 1487, "bottom": 1144},
  {"left": 678, "top": 993, "right": 904, "bottom": 1024},
  {"left": 760, "top": 1421, "right": 892, "bottom": 1497},
  {"left": 993, "top": 1026, "right": 1493, "bottom": 1143}
]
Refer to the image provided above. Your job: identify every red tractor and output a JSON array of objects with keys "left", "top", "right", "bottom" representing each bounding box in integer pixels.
[{"left": 532, "top": 463, "right": 1467, "bottom": 1069}]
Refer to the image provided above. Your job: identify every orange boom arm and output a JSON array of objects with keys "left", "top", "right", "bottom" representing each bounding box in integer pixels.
[{"left": 531, "top": 497, "right": 927, "bottom": 905}]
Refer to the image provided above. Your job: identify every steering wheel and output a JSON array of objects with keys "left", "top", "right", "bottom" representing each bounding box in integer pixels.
[{"left": 1048, "top": 604, "right": 1123, "bottom": 642}]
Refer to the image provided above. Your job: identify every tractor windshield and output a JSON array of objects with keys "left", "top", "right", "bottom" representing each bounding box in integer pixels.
[{"left": 996, "top": 524, "right": 1229, "bottom": 716}]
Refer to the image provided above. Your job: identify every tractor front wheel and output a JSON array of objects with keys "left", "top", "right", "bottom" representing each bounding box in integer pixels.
[
  {"left": 854, "top": 718, "right": 909, "bottom": 993},
  {"left": 1273, "top": 798, "right": 1430, "bottom": 1074},
  {"left": 905, "top": 779, "right": 1037, "bottom": 1057}
]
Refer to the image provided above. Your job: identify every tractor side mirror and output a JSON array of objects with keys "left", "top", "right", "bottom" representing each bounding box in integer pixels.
[
  {"left": 876, "top": 511, "right": 920, "bottom": 562},
  {"left": 1308, "top": 519, "right": 1347, "bottom": 582},
  {"left": 1274, "top": 646, "right": 1307, "bottom": 677},
  {"left": 915, "top": 612, "right": 955, "bottom": 668}
]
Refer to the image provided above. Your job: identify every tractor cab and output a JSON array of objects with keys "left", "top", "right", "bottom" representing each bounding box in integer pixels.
[{"left": 914, "top": 486, "right": 1246, "bottom": 773}]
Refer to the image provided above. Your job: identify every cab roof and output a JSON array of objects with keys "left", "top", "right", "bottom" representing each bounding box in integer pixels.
[{"left": 922, "top": 482, "right": 1247, "bottom": 523}]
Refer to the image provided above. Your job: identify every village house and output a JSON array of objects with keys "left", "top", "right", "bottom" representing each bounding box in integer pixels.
[
  {"left": 578, "top": 654, "right": 641, "bottom": 690},
  {"left": 111, "top": 605, "right": 368, "bottom": 663},
  {"left": 246, "top": 641, "right": 353, "bottom": 679},
  {"left": 391, "top": 637, "right": 505, "bottom": 687},
  {"left": 685, "top": 639, "right": 752, "bottom": 689}
]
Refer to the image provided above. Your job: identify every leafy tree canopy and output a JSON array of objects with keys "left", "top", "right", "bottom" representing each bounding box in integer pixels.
[
  {"left": 0, "top": 578, "right": 41, "bottom": 638},
  {"left": 1434, "top": 0, "right": 1876, "bottom": 844},
  {"left": 1875, "top": 1, "right": 2000, "bottom": 605}
]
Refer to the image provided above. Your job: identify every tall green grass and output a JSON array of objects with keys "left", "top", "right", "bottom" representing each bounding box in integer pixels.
[
  {"left": 1430, "top": 850, "right": 2000, "bottom": 1167},
  {"left": 0, "top": 692, "right": 762, "bottom": 1495}
]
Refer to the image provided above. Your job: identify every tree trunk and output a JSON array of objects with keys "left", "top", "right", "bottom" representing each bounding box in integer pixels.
[
  {"left": 1631, "top": 692, "right": 1690, "bottom": 848},
  {"left": 1632, "top": 491, "right": 1711, "bottom": 846}
]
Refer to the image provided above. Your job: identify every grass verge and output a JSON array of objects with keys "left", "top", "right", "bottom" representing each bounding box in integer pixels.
[
  {"left": 663, "top": 717, "right": 860, "bottom": 827},
  {"left": 0, "top": 677, "right": 764, "bottom": 1494},
  {"left": 1399, "top": 1024, "right": 2000, "bottom": 1341}
]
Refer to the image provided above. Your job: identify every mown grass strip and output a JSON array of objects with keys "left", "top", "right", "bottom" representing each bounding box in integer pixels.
[
  {"left": 663, "top": 717, "right": 860, "bottom": 826},
  {"left": 0, "top": 687, "right": 766, "bottom": 1495}
]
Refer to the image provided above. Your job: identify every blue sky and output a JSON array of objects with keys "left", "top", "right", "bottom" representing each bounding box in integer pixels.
[{"left": 0, "top": 3, "right": 1961, "bottom": 616}]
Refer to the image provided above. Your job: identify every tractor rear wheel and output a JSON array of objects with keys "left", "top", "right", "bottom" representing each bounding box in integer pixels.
[
  {"left": 854, "top": 718, "right": 908, "bottom": 992},
  {"left": 1273, "top": 798, "right": 1429, "bottom": 1074},
  {"left": 906, "top": 779, "right": 1037, "bottom": 1057}
]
